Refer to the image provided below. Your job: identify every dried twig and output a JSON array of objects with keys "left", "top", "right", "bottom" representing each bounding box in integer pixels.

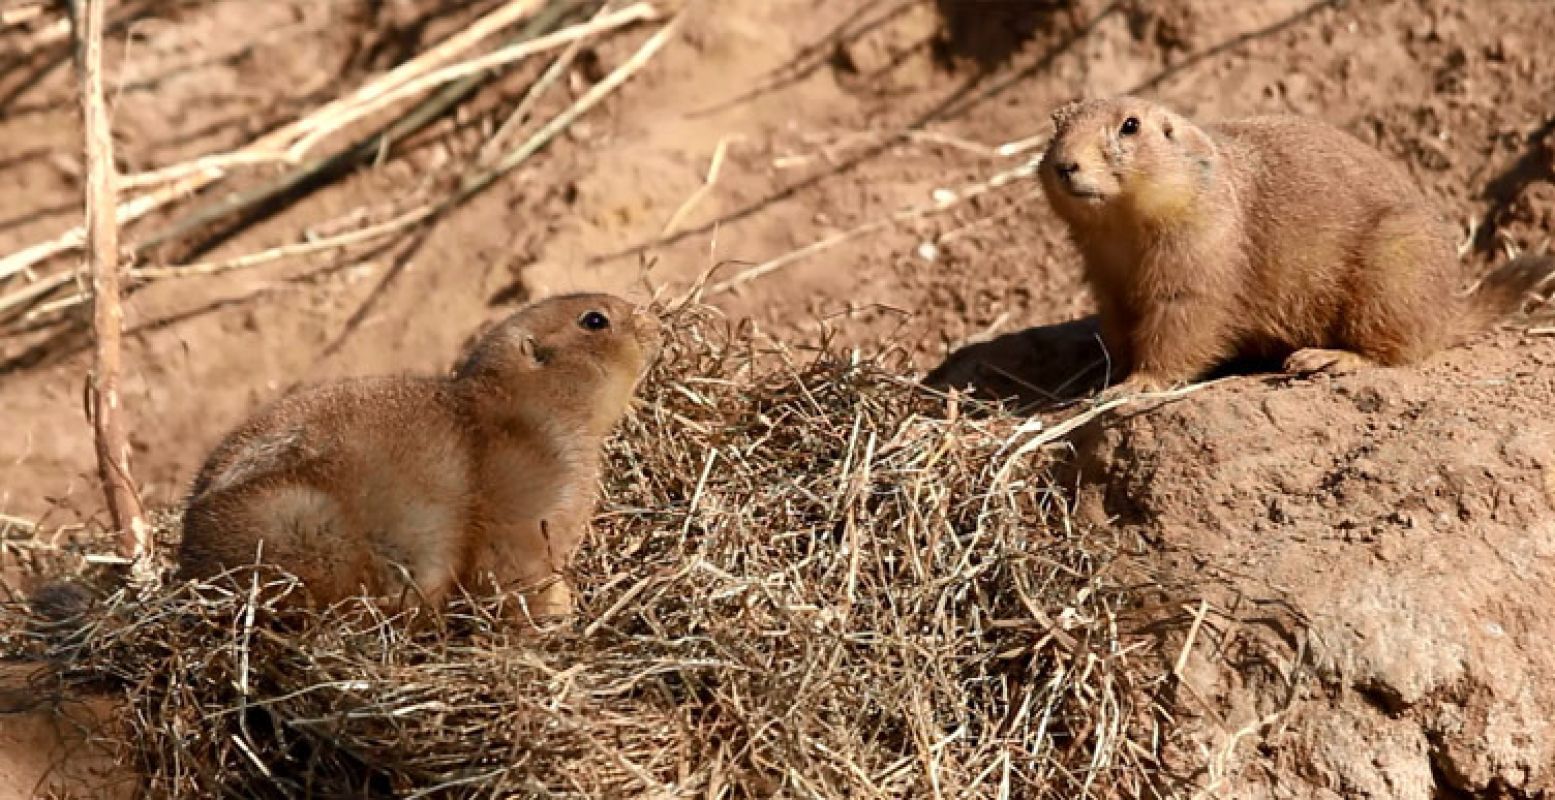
[
  {"left": 283, "top": 2, "right": 659, "bottom": 161},
  {"left": 8, "top": 8, "right": 67, "bottom": 50},
  {"left": 0, "top": 0, "right": 560, "bottom": 284},
  {"left": 660, "top": 135, "right": 741, "bottom": 238},
  {"left": 479, "top": 3, "right": 603, "bottom": 165},
  {"left": 118, "top": 2, "right": 637, "bottom": 191},
  {"left": 451, "top": 14, "right": 683, "bottom": 203},
  {"left": 119, "top": 152, "right": 296, "bottom": 191},
  {"left": 75, "top": 0, "right": 150, "bottom": 576},
  {"left": 130, "top": 205, "right": 438, "bottom": 281},
  {"left": 131, "top": 0, "right": 579, "bottom": 257},
  {"left": 292, "top": 0, "right": 550, "bottom": 141},
  {"left": 7, "top": 6, "right": 676, "bottom": 317},
  {"left": 0, "top": 270, "right": 75, "bottom": 320},
  {"left": 0, "top": 167, "right": 225, "bottom": 286},
  {"left": 1, "top": 1, "right": 46, "bottom": 27}
]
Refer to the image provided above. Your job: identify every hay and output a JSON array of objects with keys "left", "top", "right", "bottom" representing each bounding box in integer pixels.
[{"left": 4, "top": 308, "right": 1173, "bottom": 798}]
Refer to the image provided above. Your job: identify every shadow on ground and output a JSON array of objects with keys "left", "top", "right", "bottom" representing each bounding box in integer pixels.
[{"left": 922, "top": 315, "right": 1111, "bottom": 410}]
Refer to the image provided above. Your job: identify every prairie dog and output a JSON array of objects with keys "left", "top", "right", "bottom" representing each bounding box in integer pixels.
[
  {"left": 176, "top": 293, "right": 662, "bottom": 619},
  {"left": 1038, "top": 96, "right": 1553, "bottom": 392}
]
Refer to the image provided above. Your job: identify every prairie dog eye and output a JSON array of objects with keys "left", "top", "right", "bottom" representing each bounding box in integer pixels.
[
  {"left": 578, "top": 311, "right": 611, "bottom": 331},
  {"left": 1120, "top": 116, "right": 1141, "bottom": 136}
]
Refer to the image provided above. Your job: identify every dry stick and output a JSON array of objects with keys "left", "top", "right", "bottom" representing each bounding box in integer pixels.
[
  {"left": 0, "top": 0, "right": 558, "bottom": 285},
  {"left": 288, "top": 0, "right": 549, "bottom": 140},
  {"left": 1, "top": 2, "right": 46, "bottom": 26},
  {"left": 1173, "top": 599, "right": 1212, "bottom": 678},
  {"left": 660, "top": 134, "right": 740, "bottom": 238},
  {"left": 119, "top": 2, "right": 608, "bottom": 190},
  {"left": 18, "top": 287, "right": 91, "bottom": 325},
  {"left": 989, "top": 378, "right": 1225, "bottom": 491},
  {"left": 133, "top": 0, "right": 579, "bottom": 257},
  {"left": 478, "top": 2, "right": 604, "bottom": 166},
  {"left": 7, "top": 2, "right": 656, "bottom": 315},
  {"left": 10, "top": 9, "right": 67, "bottom": 50},
  {"left": 283, "top": 2, "right": 659, "bottom": 161},
  {"left": 75, "top": 0, "right": 150, "bottom": 576},
  {"left": 130, "top": 204, "right": 439, "bottom": 280},
  {"left": 0, "top": 513, "right": 39, "bottom": 533},
  {"left": 68, "top": 10, "right": 671, "bottom": 299},
  {"left": 452, "top": 15, "right": 682, "bottom": 205},
  {"left": 119, "top": 152, "right": 293, "bottom": 191},
  {"left": 16, "top": 221, "right": 392, "bottom": 322},
  {"left": 706, "top": 156, "right": 1044, "bottom": 297},
  {"left": 0, "top": 270, "right": 74, "bottom": 319},
  {"left": 70, "top": 1, "right": 614, "bottom": 285},
  {"left": 0, "top": 166, "right": 223, "bottom": 287}
]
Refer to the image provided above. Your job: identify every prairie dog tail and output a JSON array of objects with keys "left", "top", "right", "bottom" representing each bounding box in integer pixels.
[{"left": 1461, "top": 253, "right": 1555, "bottom": 334}]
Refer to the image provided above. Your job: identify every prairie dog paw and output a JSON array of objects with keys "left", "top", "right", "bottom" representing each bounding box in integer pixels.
[
  {"left": 1283, "top": 348, "right": 1373, "bottom": 376},
  {"left": 1096, "top": 374, "right": 1168, "bottom": 403}
]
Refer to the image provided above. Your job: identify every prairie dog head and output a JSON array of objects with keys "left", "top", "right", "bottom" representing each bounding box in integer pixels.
[
  {"left": 456, "top": 293, "right": 662, "bottom": 436},
  {"left": 1040, "top": 96, "right": 1215, "bottom": 226}
]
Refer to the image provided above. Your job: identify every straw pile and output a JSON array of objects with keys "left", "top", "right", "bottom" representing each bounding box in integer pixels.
[{"left": 5, "top": 308, "right": 1175, "bottom": 798}]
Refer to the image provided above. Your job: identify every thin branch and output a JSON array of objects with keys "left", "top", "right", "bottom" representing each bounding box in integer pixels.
[
  {"left": 289, "top": 0, "right": 550, "bottom": 143},
  {"left": 0, "top": 270, "right": 75, "bottom": 320},
  {"left": 0, "top": 0, "right": 557, "bottom": 284},
  {"left": 452, "top": 14, "right": 683, "bottom": 205},
  {"left": 0, "top": 166, "right": 223, "bottom": 285},
  {"left": 661, "top": 135, "right": 741, "bottom": 238},
  {"left": 75, "top": 0, "right": 151, "bottom": 576},
  {"left": 132, "top": 0, "right": 579, "bottom": 257},
  {"left": 283, "top": 2, "right": 659, "bottom": 161},
  {"left": 119, "top": 152, "right": 295, "bottom": 191},
  {"left": 479, "top": 3, "right": 602, "bottom": 165},
  {"left": 131, "top": 204, "right": 438, "bottom": 280},
  {"left": 6, "top": 9, "right": 678, "bottom": 317}
]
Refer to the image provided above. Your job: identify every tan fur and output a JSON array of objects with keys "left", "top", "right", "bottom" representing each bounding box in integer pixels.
[
  {"left": 1039, "top": 96, "right": 1555, "bottom": 392},
  {"left": 176, "top": 293, "right": 662, "bottom": 619}
]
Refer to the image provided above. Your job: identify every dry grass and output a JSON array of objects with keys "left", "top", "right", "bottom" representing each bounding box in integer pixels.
[{"left": 4, "top": 308, "right": 1175, "bottom": 798}]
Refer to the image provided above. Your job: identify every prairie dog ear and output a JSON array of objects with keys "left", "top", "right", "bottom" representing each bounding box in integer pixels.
[
  {"left": 1174, "top": 116, "right": 1214, "bottom": 157},
  {"left": 1050, "top": 99, "right": 1085, "bottom": 133},
  {"left": 518, "top": 334, "right": 546, "bottom": 365}
]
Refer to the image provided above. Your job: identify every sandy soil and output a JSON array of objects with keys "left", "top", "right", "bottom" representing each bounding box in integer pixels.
[
  {"left": 1, "top": 0, "right": 1552, "bottom": 796},
  {"left": 0, "top": 664, "right": 125, "bottom": 800}
]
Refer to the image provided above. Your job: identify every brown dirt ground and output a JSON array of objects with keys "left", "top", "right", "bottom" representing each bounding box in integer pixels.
[
  {"left": 0, "top": 664, "right": 125, "bottom": 800},
  {"left": 1, "top": 0, "right": 1553, "bottom": 796}
]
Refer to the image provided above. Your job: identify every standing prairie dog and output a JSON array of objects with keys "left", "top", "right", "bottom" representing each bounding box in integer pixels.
[
  {"left": 176, "top": 293, "right": 662, "bottom": 619},
  {"left": 1039, "top": 96, "right": 1554, "bottom": 393}
]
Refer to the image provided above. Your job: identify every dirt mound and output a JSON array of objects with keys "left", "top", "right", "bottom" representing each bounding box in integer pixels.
[{"left": 1071, "top": 331, "right": 1555, "bottom": 797}]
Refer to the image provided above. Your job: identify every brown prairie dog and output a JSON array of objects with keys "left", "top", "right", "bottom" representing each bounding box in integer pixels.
[
  {"left": 176, "top": 293, "right": 662, "bottom": 619},
  {"left": 1038, "top": 96, "right": 1554, "bottom": 393}
]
